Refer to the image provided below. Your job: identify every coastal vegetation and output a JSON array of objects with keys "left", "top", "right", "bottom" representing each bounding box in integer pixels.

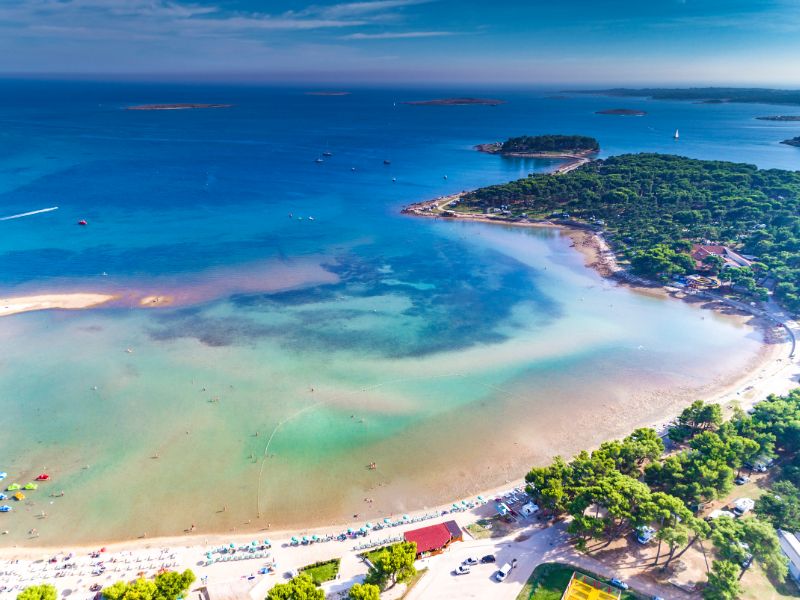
[
  {"left": 579, "top": 88, "right": 800, "bottom": 106},
  {"left": 524, "top": 390, "right": 800, "bottom": 598},
  {"left": 348, "top": 583, "right": 381, "bottom": 599},
  {"left": 17, "top": 585, "right": 57, "bottom": 600},
  {"left": 460, "top": 153, "right": 800, "bottom": 313},
  {"left": 267, "top": 573, "right": 324, "bottom": 600},
  {"left": 489, "top": 135, "right": 599, "bottom": 154},
  {"left": 100, "top": 569, "right": 195, "bottom": 600},
  {"left": 299, "top": 557, "right": 341, "bottom": 584},
  {"left": 782, "top": 137, "right": 800, "bottom": 147},
  {"left": 364, "top": 541, "right": 417, "bottom": 590}
]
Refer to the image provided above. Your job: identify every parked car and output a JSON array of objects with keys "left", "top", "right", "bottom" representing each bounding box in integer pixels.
[
  {"left": 733, "top": 498, "right": 755, "bottom": 516},
  {"left": 511, "top": 558, "right": 518, "bottom": 569},
  {"left": 610, "top": 578, "right": 629, "bottom": 590},
  {"left": 480, "top": 555, "right": 496, "bottom": 564},
  {"left": 706, "top": 509, "right": 736, "bottom": 521},
  {"left": 495, "top": 563, "right": 512, "bottom": 582},
  {"left": 734, "top": 475, "right": 750, "bottom": 485},
  {"left": 454, "top": 565, "right": 471, "bottom": 576},
  {"left": 636, "top": 525, "right": 655, "bottom": 544},
  {"left": 463, "top": 557, "right": 478, "bottom": 566}
]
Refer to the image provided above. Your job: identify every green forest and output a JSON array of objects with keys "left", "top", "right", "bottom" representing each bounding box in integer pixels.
[
  {"left": 461, "top": 153, "right": 800, "bottom": 312},
  {"left": 499, "top": 135, "right": 599, "bottom": 153}
]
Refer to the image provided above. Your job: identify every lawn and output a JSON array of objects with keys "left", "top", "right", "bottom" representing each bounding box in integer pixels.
[
  {"left": 516, "top": 563, "right": 648, "bottom": 600},
  {"left": 740, "top": 563, "right": 800, "bottom": 600},
  {"left": 299, "top": 558, "right": 340, "bottom": 585}
]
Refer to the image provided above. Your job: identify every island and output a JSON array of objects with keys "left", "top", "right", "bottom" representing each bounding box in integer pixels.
[
  {"left": 756, "top": 115, "right": 800, "bottom": 121},
  {"left": 403, "top": 97, "right": 505, "bottom": 106},
  {"left": 569, "top": 87, "right": 800, "bottom": 107},
  {"left": 596, "top": 108, "right": 647, "bottom": 116},
  {"left": 782, "top": 136, "right": 800, "bottom": 147},
  {"left": 305, "top": 91, "right": 351, "bottom": 96},
  {"left": 125, "top": 103, "right": 232, "bottom": 111},
  {"left": 405, "top": 152, "right": 800, "bottom": 314}
]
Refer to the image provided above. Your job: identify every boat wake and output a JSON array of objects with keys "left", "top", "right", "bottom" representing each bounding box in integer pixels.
[{"left": 0, "top": 206, "right": 59, "bottom": 221}]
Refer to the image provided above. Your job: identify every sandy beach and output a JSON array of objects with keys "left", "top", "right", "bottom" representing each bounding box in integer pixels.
[{"left": 0, "top": 293, "right": 117, "bottom": 318}]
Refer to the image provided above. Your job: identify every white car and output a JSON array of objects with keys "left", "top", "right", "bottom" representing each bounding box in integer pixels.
[
  {"left": 454, "top": 565, "right": 471, "bottom": 576},
  {"left": 463, "top": 557, "right": 478, "bottom": 566},
  {"left": 495, "top": 563, "right": 512, "bottom": 582}
]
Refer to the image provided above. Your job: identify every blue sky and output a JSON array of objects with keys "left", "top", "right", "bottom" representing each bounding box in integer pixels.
[{"left": 1, "top": 0, "right": 799, "bottom": 84}]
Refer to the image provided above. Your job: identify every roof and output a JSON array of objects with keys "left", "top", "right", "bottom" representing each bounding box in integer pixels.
[
  {"left": 404, "top": 523, "right": 453, "bottom": 554},
  {"left": 443, "top": 520, "right": 461, "bottom": 539},
  {"left": 561, "top": 572, "right": 621, "bottom": 600},
  {"left": 780, "top": 531, "right": 800, "bottom": 568}
]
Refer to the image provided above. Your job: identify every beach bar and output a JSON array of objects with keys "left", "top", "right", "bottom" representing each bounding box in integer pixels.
[{"left": 403, "top": 520, "right": 462, "bottom": 558}]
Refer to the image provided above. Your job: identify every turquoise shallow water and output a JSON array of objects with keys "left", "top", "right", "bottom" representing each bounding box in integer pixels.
[{"left": 0, "top": 82, "right": 794, "bottom": 545}]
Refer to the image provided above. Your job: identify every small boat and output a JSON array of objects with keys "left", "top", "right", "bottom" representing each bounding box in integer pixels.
[
  {"left": 392, "top": 178, "right": 397, "bottom": 183},
  {"left": 443, "top": 175, "right": 448, "bottom": 180},
  {"left": 6, "top": 483, "right": 20, "bottom": 491},
  {"left": 0, "top": 506, "right": 11, "bottom": 513},
  {"left": 23, "top": 483, "right": 38, "bottom": 490},
  {"left": 383, "top": 160, "right": 391, "bottom": 165},
  {"left": 314, "top": 158, "right": 324, "bottom": 163},
  {"left": 13, "top": 492, "right": 25, "bottom": 501},
  {"left": 36, "top": 474, "right": 50, "bottom": 481},
  {"left": 308, "top": 217, "right": 315, "bottom": 221},
  {"left": 322, "top": 151, "right": 333, "bottom": 157},
  {"left": 78, "top": 219, "right": 87, "bottom": 226},
  {"left": 0, "top": 472, "right": 6, "bottom": 481},
  {"left": 673, "top": 129, "right": 679, "bottom": 140}
]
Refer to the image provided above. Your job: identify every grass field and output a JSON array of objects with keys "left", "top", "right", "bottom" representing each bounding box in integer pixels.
[
  {"left": 299, "top": 558, "right": 341, "bottom": 585},
  {"left": 516, "top": 563, "right": 648, "bottom": 600}
]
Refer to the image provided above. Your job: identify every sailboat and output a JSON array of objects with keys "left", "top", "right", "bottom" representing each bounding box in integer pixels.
[{"left": 673, "top": 129, "right": 680, "bottom": 140}]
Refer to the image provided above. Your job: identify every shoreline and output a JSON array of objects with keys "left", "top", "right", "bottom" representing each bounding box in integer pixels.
[{"left": 0, "top": 293, "right": 117, "bottom": 317}]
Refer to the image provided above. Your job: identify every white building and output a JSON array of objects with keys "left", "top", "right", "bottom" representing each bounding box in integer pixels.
[{"left": 778, "top": 530, "right": 800, "bottom": 587}]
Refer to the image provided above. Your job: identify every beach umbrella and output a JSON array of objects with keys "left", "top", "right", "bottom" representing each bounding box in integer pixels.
[
  {"left": 452, "top": 504, "right": 459, "bottom": 509},
  {"left": 229, "top": 543, "right": 235, "bottom": 549},
  {"left": 383, "top": 518, "right": 391, "bottom": 524},
  {"left": 206, "top": 552, "right": 212, "bottom": 559},
  {"left": 251, "top": 541, "right": 258, "bottom": 547},
  {"left": 312, "top": 535, "right": 320, "bottom": 541},
  {"left": 263, "top": 539, "right": 271, "bottom": 546},
  {"left": 402, "top": 514, "right": 409, "bottom": 521},
  {"left": 359, "top": 527, "right": 367, "bottom": 533},
  {"left": 291, "top": 536, "right": 299, "bottom": 543},
  {"left": 302, "top": 536, "right": 310, "bottom": 542},
  {"left": 365, "top": 522, "right": 373, "bottom": 529},
  {"left": 477, "top": 495, "right": 484, "bottom": 502}
]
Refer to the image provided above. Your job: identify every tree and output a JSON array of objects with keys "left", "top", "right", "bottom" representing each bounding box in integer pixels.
[
  {"left": 711, "top": 516, "right": 788, "bottom": 581},
  {"left": 102, "top": 578, "right": 157, "bottom": 600},
  {"left": 670, "top": 401, "right": 723, "bottom": 442},
  {"left": 17, "top": 585, "right": 57, "bottom": 600},
  {"left": 154, "top": 569, "right": 195, "bottom": 600},
  {"left": 364, "top": 542, "right": 417, "bottom": 590},
  {"left": 526, "top": 456, "right": 572, "bottom": 515},
  {"left": 703, "top": 560, "right": 741, "bottom": 600},
  {"left": 348, "top": 583, "right": 381, "bottom": 600},
  {"left": 266, "top": 574, "right": 324, "bottom": 600},
  {"left": 756, "top": 480, "right": 800, "bottom": 531}
]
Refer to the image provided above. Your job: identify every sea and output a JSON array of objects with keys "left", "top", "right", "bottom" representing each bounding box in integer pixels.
[{"left": 0, "top": 81, "right": 798, "bottom": 545}]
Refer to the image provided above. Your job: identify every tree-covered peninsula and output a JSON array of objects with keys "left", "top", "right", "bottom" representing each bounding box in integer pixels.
[
  {"left": 479, "top": 134, "right": 599, "bottom": 156},
  {"left": 460, "top": 153, "right": 800, "bottom": 312}
]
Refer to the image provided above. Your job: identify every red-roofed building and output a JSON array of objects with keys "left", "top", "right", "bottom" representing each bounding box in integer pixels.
[
  {"left": 691, "top": 244, "right": 753, "bottom": 270},
  {"left": 403, "top": 520, "right": 463, "bottom": 558}
]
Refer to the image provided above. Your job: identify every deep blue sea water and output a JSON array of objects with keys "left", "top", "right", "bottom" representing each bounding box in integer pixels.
[{"left": 0, "top": 81, "right": 797, "bottom": 544}]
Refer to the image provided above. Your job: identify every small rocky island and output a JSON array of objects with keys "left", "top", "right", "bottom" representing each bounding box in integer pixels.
[
  {"left": 404, "top": 97, "right": 505, "bottom": 106},
  {"left": 596, "top": 108, "right": 647, "bottom": 116},
  {"left": 125, "top": 103, "right": 232, "bottom": 111},
  {"left": 782, "top": 136, "right": 800, "bottom": 147},
  {"left": 477, "top": 134, "right": 600, "bottom": 157},
  {"left": 305, "top": 91, "right": 351, "bottom": 96},
  {"left": 757, "top": 115, "right": 800, "bottom": 121}
]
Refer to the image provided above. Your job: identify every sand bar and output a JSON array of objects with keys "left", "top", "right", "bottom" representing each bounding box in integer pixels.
[{"left": 0, "top": 293, "right": 117, "bottom": 317}]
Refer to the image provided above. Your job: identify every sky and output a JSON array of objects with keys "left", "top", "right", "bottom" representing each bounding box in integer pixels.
[{"left": 1, "top": 0, "right": 800, "bottom": 84}]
